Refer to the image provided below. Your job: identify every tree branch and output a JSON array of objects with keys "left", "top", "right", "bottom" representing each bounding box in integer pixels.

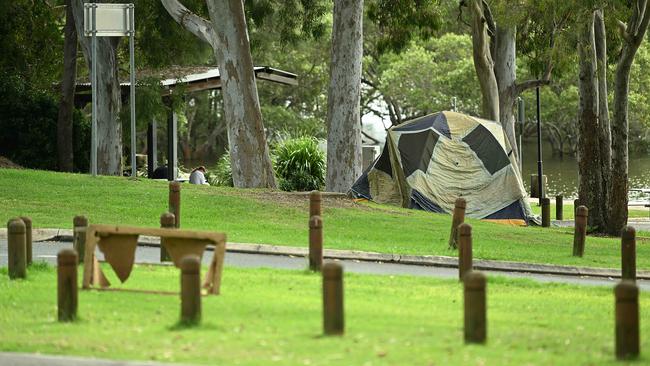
[
  {"left": 160, "top": 0, "right": 217, "bottom": 47},
  {"left": 513, "top": 78, "right": 551, "bottom": 96}
]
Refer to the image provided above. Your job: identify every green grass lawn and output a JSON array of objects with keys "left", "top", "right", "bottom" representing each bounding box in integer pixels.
[
  {"left": 2, "top": 168, "right": 649, "bottom": 270},
  {"left": 529, "top": 201, "right": 650, "bottom": 220},
  {"left": 0, "top": 263, "right": 647, "bottom": 365}
]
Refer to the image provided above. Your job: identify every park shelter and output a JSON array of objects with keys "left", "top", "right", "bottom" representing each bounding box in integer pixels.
[
  {"left": 75, "top": 66, "right": 297, "bottom": 180},
  {"left": 350, "top": 111, "right": 533, "bottom": 224}
]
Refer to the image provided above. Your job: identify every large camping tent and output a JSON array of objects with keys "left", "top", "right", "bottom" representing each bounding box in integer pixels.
[{"left": 351, "top": 111, "right": 533, "bottom": 225}]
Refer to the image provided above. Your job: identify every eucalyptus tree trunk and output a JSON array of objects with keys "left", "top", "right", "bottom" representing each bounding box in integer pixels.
[
  {"left": 57, "top": 0, "right": 77, "bottom": 172},
  {"left": 577, "top": 13, "right": 606, "bottom": 229},
  {"left": 608, "top": 0, "right": 650, "bottom": 235},
  {"left": 71, "top": 0, "right": 123, "bottom": 175},
  {"left": 594, "top": 10, "right": 611, "bottom": 183},
  {"left": 468, "top": 0, "right": 499, "bottom": 122},
  {"left": 494, "top": 25, "right": 518, "bottom": 160},
  {"left": 326, "top": 0, "right": 363, "bottom": 193},
  {"left": 160, "top": 0, "right": 276, "bottom": 188}
]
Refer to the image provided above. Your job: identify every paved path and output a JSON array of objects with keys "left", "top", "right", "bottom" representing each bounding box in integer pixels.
[
  {"left": 0, "top": 352, "right": 186, "bottom": 366},
  {"left": 1, "top": 240, "right": 648, "bottom": 291}
]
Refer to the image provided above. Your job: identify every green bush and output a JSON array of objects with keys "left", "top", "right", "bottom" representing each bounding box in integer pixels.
[
  {"left": 208, "top": 151, "right": 233, "bottom": 187},
  {"left": 273, "top": 137, "right": 325, "bottom": 192},
  {"left": 0, "top": 73, "right": 90, "bottom": 171}
]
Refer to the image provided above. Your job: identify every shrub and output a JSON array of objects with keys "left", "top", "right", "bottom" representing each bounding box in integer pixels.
[
  {"left": 274, "top": 137, "right": 325, "bottom": 192},
  {"left": 0, "top": 73, "right": 90, "bottom": 172},
  {"left": 208, "top": 151, "right": 233, "bottom": 187}
]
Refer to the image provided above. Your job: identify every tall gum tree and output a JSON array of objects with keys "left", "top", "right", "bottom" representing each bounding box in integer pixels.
[
  {"left": 326, "top": 0, "right": 363, "bottom": 193},
  {"left": 71, "top": 0, "right": 123, "bottom": 175},
  {"left": 161, "top": 0, "right": 276, "bottom": 188},
  {"left": 462, "top": 0, "right": 558, "bottom": 162},
  {"left": 57, "top": 0, "right": 77, "bottom": 172},
  {"left": 577, "top": 1, "right": 650, "bottom": 234}
]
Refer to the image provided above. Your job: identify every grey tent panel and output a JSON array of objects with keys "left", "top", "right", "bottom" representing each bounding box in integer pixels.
[
  {"left": 410, "top": 189, "right": 445, "bottom": 213},
  {"left": 484, "top": 200, "right": 525, "bottom": 220},
  {"left": 431, "top": 113, "right": 451, "bottom": 139},
  {"left": 393, "top": 113, "right": 439, "bottom": 132},
  {"left": 374, "top": 143, "right": 392, "bottom": 177},
  {"left": 462, "top": 124, "right": 510, "bottom": 175},
  {"left": 398, "top": 129, "right": 439, "bottom": 177}
]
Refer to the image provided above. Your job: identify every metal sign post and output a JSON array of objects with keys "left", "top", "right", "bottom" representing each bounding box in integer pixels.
[
  {"left": 517, "top": 97, "right": 524, "bottom": 174},
  {"left": 84, "top": 3, "right": 136, "bottom": 177}
]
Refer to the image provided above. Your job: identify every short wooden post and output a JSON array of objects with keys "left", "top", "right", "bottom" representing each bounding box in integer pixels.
[
  {"left": 57, "top": 249, "right": 78, "bottom": 322},
  {"left": 169, "top": 181, "right": 181, "bottom": 228},
  {"left": 160, "top": 212, "right": 175, "bottom": 262},
  {"left": 310, "top": 190, "right": 322, "bottom": 218},
  {"left": 180, "top": 255, "right": 201, "bottom": 325},
  {"left": 458, "top": 223, "right": 473, "bottom": 281},
  {"left": 323, "top": 261, "right": 344, "bottom": 335},
  {"left": 615, "top": 281, "right": 639, "bottom": 360},
  {"left": 448, "top": 198, "right": 466, "bottom": 249},
  {"left": 309, "top": 215, "right": 323, "bottom": 271},
  {"left": 73, "top": 215, "right": 88, "bottom": 264},
  {"left": 555, "top": 195, "right": 563, "bottom": 220},
  {"left": 541, "top": 197, "right": 551, "bottom": 227},
  {"left": 7, "top": 218, "right": 26, "bottom": 279},
  {"left": 621, "top": 226, "right": 636, "bottom": 282},
  {"left": 464, "top": 271, "right": 487, "bottom": 344},
  {"left": 19, "top": 216, "right": 32, "bottom": 265},
  {"left": 573, "top": 206, "right": 588, "bottom": 257}
]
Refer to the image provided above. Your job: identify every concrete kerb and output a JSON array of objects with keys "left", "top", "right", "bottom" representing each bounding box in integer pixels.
[{"left": 2, "top": 228, "right": 650, "bottom": 280}]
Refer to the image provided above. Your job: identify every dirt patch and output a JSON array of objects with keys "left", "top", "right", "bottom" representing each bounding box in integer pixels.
[{"left": 0, "top": 157, "right": 22, "bottom": 169}]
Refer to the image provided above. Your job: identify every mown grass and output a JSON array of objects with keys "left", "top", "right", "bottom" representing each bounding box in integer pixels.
[
  {"left": 2, "top": 168, "right": 649, "bottom": 269},
  {"left": 529, "top": 201, "right": 650, "bottom": 220},
  {"left": 0, "top": 263, "right": 647, "bottom": 365}
]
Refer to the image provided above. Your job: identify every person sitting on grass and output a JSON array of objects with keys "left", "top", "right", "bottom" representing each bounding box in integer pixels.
[{"left": 189, "top": 166, "right": 210, "bottom": 185}]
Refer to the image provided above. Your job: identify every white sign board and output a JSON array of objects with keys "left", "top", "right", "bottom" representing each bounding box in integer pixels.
[{"left": 84, "top": 3, "right": 134, "bottom": 37}]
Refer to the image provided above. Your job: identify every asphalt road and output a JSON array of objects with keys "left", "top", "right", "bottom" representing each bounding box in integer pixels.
[{"left": 0, "top": 240, "right": 647, "bottom": 290}]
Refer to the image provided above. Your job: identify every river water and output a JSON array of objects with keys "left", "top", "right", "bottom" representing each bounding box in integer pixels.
[{"left": 520, "top": 140, "right": 650, "bottom": 198}]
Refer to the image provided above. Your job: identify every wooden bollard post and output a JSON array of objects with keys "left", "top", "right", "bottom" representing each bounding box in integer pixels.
[
  {"left": 458, "top": 223, "right": 473, "bottom": 281},
  {"left": 555, "top": 195, "right": 563, "bottom": 220},
  {"left": 57, "top": 249, "right": 78, "bottom": 322},
  {"left": 169, "top": 181, "right": 181, "bottom": 228},
  {"left": 310, "top": 190, "right": 322, "bottom": 218},
  {"left": 448, "top": 198, "right": 466, "bottom": 249},
  {"left": 160, "top": 212, "right": 175, "bottom": 262},
  {"left": 615, "top": 281, "right": 639, "bottom": 360},
  {"left": 19, "top": 216, "right": 32, "bottom": 265},
  {"left": 180, "top": 255, "right": 201, "bottom": 325},
  {"left": 309, "top": 215, "right": 323, "bottom": 271},
  {"left": 573, "top": 206, "right": 588, "bottom": 257},
  {"left": 7, "top": 218, "right": 26, "bottom": 279},
  {"left": 323, "top": 261, "right": 344, "bottom": 335},
  {"left": 73, "top": 215, "right": 88, "bottom": 264},
  {"left": 541, "top": 197, "right": 551, "bottom": 227},
  {"left": 464, "top": 271, "right": 487, "bottom": 344},
  {"left": 621, "top": 226, "right": 636, "bottom": 282}
]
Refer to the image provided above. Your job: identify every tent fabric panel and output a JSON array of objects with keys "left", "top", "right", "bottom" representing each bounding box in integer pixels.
[
  {"left": 397, "top": 129, "right": 439, "bottom": 177},
  {"left": 367, "top": 169, "right": 402, "bottom": 205},
  {"left": 476, "top": 118, "right": 508, "bottom": 151},
  {"left": 409, "top": 189, "right": 446, "bottom": 213},
  {"left": 462, "top": 124, "right": 510, "bottom": 175},
  {"left": 431, "top": 113, "right": 451, "bottom": 139},
  {"left": 350, "top": 169, "right": 372, "bottom": 200},
  {"left": 483, "top": 199, "right": 526, "bottom": 220},
  {"left": 444, "top": 111, "right": 481, "bottom": 137},
  {"left": 374, "top": 142, "right": 393, "bottom": 177},
  {"left": 392, "top": 113, "right": 440, "bottom": 132}
]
